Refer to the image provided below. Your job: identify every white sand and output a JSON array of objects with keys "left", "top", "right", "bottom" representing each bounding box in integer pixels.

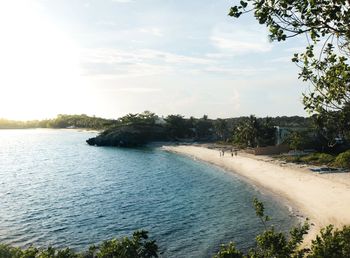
[{"left": 163, "top": 145, "right": 350, "bottom": 243}]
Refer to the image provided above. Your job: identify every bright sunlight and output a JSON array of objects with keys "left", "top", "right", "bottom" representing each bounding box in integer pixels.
[{"left": 0, "top": 1, "right": 83, "bottom": 120}]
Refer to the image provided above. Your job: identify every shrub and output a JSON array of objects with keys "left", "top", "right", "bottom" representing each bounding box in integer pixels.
[
  {"left": 300, "top": 153, "right": 334, "bottom": 165},
  {"left": 0, "top": 230, "right": 158, "bottom": 258},
  {"left": 334, "top": 150, "right": 350, "bottom": 168},
  {"left": 309, "top": 225, "right": 350, "bottom": 258},
  {"left": 216, "top": 199, "right": 350, "bottom": 258}
]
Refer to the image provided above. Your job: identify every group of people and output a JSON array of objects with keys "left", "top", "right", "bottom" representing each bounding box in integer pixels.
[{"left": 219, "top": 148, "right": 237, "bottom": 157}]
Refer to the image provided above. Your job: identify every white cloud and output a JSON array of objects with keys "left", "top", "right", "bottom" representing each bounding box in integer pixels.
[
  {"left": 96, "top": 20, "right": 117, "bottom": 26},
  {"left": 80, "top": 48, "right": 211, "bottom": 65},
  {"left": 112, "top": 87, "right": 161, "bottom": 93},
  {"left": 211, "top": 36, "right": 272, "bottom": 53},
  {"left": 204, "top": 66, "right": 274, "bottom": 76},
  {"left": 79, "top": 48, "right": 213, "bottom": 78},
  {"left": 111, "top": 0, "right": 134, "bottom": 3},
  {"left": 139, "top": 27, "right": 163, "bottom": 37},
  {"left": 211, "top": 23, "right": 272, "bottom": 54},
  {"left": 268, "top": 56, "right": 293, "bottom": 63}
]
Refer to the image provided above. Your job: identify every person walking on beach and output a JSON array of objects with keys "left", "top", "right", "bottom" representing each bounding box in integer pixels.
[
  {"left": 222, "top": 150, "right": 225, "bottom": 156},
  {"left": 235, "top": 150, "right": 237, "bottom": 156}
]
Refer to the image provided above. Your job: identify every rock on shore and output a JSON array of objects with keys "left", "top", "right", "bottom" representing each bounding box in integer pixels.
[{"left": 86, "top": 124, "right": 168, "bottom": 147}]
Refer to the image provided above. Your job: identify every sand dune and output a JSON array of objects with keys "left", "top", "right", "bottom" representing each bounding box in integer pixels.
[{"left": 163, "top": 145, "right": 350, "bottom": 243}]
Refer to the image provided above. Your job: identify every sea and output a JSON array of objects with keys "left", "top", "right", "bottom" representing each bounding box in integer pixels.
[{"left": 0, "top": 129, "right": 296, "bottom": 257}]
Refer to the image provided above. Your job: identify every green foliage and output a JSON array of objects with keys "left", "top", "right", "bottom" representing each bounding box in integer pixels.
[
  {"left": 0, "top": 245, "right": 79, "bottom": 258},
  {"left": 312, "top": 106, "right": 350, "bottom": 148},
  {"left": 309, "top": 225, "right": 350, "bottom": 258},
  {"left": 251, "top": 199, "right": 309, "bottom": 258},
  {"left": 285, "top": 131, "right": 303, "bottom": 151},
  {"left": 277, "top": 155, "right": 302, "bottom": 164},
  {"left": 118, "top": 111, "right": 157, "bottom": 126},
  {"left": 47, "top": 114, "right": 117, "bottom": 129},
  {"left": 334, "top": 150, "right": 350, "bottom": 168},
  {"left": 96, "top": 230, "right": 158, "bottom": 258},
  {"left": 253, "top": 198, "right": 270, "bottom": 228},
  {"left": 0, "top": 115, "right": 117, "bottom": 130},
  {"left": 164, "top": 114, "right": 191, "bottom": 138},
  {"left": 301, "top": 153, "right": 335, "bottom": 165},
  {"left": 0, "top": 231, "right": 158, "bottom": 258},
  {"left": 214, "top": 119, "right": 229, "bottom": 141},
  {"left": 233, "top": 115, "right": 260, "bottom": 147},
  {"left": 277, "top": 152, "right": 335, "bottom": 166},
  {"left": 229, "top": 0, "right": 350, "bottom": 144},
  {"left": 164, "top": 114, "right": 213, "bottom": 140},
  {"left": 1, "top": 209, "right": 350, "bottom": 258},
  {"left": 216, "top": 198, "right": 310, "bottom": 258},
  {"left": 233, "top": 116, "right": 276, "bottom": 147},
  {"left": 194, "top": 115, "right": 213, "bottom": 139},
  {"left": 215, "top": 242, "right": 244, "bottom": 258}
]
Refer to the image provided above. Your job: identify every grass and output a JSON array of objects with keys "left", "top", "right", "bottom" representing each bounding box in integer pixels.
[
  {"left": 276, "top": 150, "right": 350, "bottom": 169},
  {"left": 276, "top": 152, "right": 335, "bottom": 166}
]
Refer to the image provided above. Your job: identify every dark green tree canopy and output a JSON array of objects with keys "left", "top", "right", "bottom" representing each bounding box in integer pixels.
[
  {"left": 230, "top": 0, "right": 350, "bottom": 113},
  {"left": 230, "top": 0, "right": 350, "bottom": 144}
]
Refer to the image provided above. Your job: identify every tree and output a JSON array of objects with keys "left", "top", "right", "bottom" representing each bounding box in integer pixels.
[
  {"left": 97, "top": 230, "right": 158, "bottom": 258},
  {"left": 0, "top": 230, "right": 158, "bottom": 258},
  {"left": 233, "top": 115, "right": 259, "bottom": 147},
  {"left": 119, "top": 111, "right": 157, "bottom": 125},
  {"left": 229, "top": 0, "right": 350, "bottom": 141},
  {"left": 286, "top": 131, "right": 303, "bottom": 151},
  {"left": 214, "top": 119, "right": 229, "bottom": 141},
  {"left": 257, "top": 117, "right": 276, "bottom": 147},
  {"left": 164, "top": 114, "right": 190, "bottom": 138},
  {"left": 233, "top": 116, "right": 275, "bottom": 147},
  {"left": 194, "top": 115, "right": 213, "bottom": 139},
  {"left": 216, "top": 198, "right": 310, "bottom": 258}
]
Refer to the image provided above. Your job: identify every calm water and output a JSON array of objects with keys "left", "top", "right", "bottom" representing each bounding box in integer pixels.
[{"left": 0, "top": 129, "right": 296, "bottom": 257}]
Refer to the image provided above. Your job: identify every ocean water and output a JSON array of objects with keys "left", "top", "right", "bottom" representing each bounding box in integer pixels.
[{"left": 0, "top": 129, "right": 296, "bottom": 257}]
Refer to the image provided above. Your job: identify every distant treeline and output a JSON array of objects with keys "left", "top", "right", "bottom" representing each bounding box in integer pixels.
[
  {"left": 0, "top": 114, "right": 117, "bottom": 130},
  {"left": 5, "top": 112, "right": 346, "bottom": 152},
  {"left": 0, "top": 113, "right": 311, "bottom": 130},
  {"left": 83, "top": 111, "right": 318, "bottom": 148}
]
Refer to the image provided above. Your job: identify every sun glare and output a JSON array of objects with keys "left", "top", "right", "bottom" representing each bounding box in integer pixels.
[{"left": 0, "top": 1, "right": 83, "bottom": 120}]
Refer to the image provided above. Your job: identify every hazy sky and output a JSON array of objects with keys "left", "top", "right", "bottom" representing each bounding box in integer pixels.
[{"left": 0, "top": 0, "right": 309, "bottom": 120}]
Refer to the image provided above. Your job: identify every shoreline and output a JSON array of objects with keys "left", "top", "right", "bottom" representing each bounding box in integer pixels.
[{"left": 162, "top": 144, "right": 350, "bottom": 244}]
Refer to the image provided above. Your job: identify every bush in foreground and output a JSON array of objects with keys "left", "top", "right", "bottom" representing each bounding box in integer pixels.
[
  {"left": 2, "top": 201, "right": 350, "bottom": 258},
  {"left": 0, "top": 230, "right": 158, "bottom": 258},
  {"left": 300, "top": 153, "right": 335, "bottom": 165},
  {"left": 334, "top": 150, "right": 350, "bottom": 168},
  {"left": 215, "top": 199, "right": 350, "bottom": 258}
]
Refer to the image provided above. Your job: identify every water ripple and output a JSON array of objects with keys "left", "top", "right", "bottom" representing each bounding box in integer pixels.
[{"left": 0, "top": 129, "right": 296, "bottom": 257}]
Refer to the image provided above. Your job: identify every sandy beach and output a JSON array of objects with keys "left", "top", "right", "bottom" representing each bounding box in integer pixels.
[{"left": 163, "top": 145, "right": 350, "bottom": 243}]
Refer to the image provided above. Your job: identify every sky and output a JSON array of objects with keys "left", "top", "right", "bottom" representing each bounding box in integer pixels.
[{"left": 0, "top": 0, "right": 310, "bottom": 120}]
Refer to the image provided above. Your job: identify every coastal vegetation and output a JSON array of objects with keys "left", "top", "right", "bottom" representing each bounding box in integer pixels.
[
  {"left": 3, "top": 111, "right": 349, "bottom": 168},
  {"left": 232, "top": 116, "right": 276, "bottom": 148},
  {"left": 229, "top": 0, "right": 350, "bottom": 123},
  {"left": 0, "top": 230, "right": 158, "bottom": 258},
  {"left": 2, "top": 199, "right": 350, "bottom": 258},
  {"left": 278, "top": 149, "right": 350, "bottom": 169},
  {"left": 0, "top": 114, "right": 117, "bottom": 130},
  {"left": 228, "top": 0, "right": 350, "bottom": 166},
  {"left": 215, "top": 199, "right": 350, "bottom": 258},
  {"left": 2, "top": 0, "right": 350, "bottom": 257},
  {"left": 85, "top": 113, "right": 318, "bottom": 148}
]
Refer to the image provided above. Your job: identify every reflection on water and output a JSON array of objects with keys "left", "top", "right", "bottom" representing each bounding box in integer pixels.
[{"left": 0, "top": 129, "right": 295, "bottom": 257}]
